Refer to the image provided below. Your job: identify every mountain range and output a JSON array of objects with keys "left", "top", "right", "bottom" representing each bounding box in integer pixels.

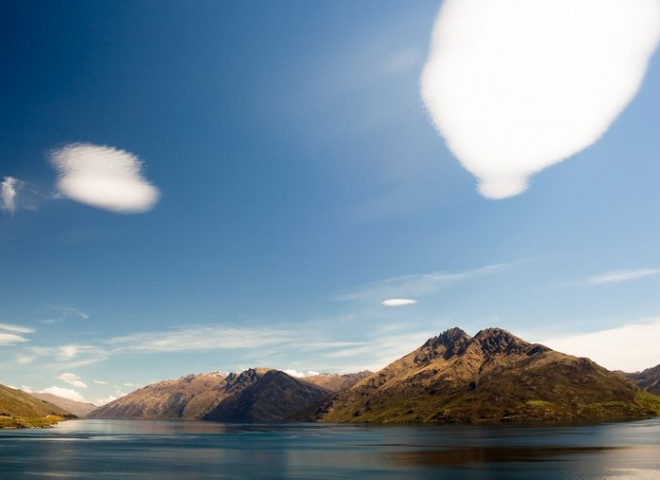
[{"left": 2, "top": 327, "right": 659, "bottom": 427}]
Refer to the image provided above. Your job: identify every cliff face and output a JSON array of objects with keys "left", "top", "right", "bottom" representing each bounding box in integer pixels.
[{"left": 319, "top": 327, "right": 660, "bottom": 424}]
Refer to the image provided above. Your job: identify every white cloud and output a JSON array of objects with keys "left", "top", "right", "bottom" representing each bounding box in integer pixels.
[
  {"left": 50, "top": 143, "right": 159, "bottom": 213},
  {"left": 421, "top": 0, "right": 660, "bottom": 199},
  {"left": 382, "top": 298, "right": 417, "bottom": 307},
  {"left": 539, "top": 318, "right": 660, "bottom": 372},
  {"left": 584, "top": 268, "right": 660, "bottom": 285},
  {"left": 283, "top": 369, "right": 321, "bottom": 378},
  {"left": 16, "top": 355, "right": 35, "bottom": 365},
  {"left": 41, "top": 386, "right": 86, "bottom": 403},
  {"left": 93, "top": 379, "right": 107, "bottom": 385},
  {"left": 20, "top": 385, "right": 33, "bottom": 393},
  {"left": 0, "top": 333, "right": 29, "bottom": 345},
  {"left": 336, "top": 263, "right": 513, "bottom": 303},
  {"left": 95, "top": 394, "right": 117, "bottom": 406},
  {"left": 1, "top": 176, "right": 20, "bottom": 213},
  {"left": 56, "top": 372, "right": 88, "bottom": 389},
  {"left": 0, "top": 323, "right": 34, "bottom": 334}
]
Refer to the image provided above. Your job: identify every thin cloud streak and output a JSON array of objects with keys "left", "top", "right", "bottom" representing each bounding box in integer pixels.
[
  {"left": 0, "top": 323, "right": 34, "bottom": 334},
  {"left": 584, "top": 269, "right": 660, "bottom": 285},
  {"left": 336, "top": 263, "right": 514, "bottom": 303},
  {"left": 421, "top": 0, "right": 660, "bottom": 198}
]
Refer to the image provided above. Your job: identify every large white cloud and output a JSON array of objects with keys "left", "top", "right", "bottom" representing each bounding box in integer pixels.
[
  {"left": 50, "top": 143, "right": 160, "bottom": 213},
  {"left": 421, "top": 0, "right": 660, "bottom": 199}
]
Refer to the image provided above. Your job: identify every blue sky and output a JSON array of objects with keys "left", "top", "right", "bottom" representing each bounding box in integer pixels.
[{"left": 1, "top": 0, "right": 660, "bottom": 404}]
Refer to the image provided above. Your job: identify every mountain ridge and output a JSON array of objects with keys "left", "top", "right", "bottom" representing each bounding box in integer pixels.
[{"left": 318, "top": 327, "right": 660, "bottom": 424}]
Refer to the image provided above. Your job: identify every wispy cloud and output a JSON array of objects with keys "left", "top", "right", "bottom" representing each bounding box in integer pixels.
[
  {"left": 0, "top": 323, "right": 33, "bottom": 345},
  {"left": 1, "top": 176, "right": 20, "bottom": 213},
  {"left": 93, "top": 379, "right": 107, "bottom": 385},
  {"left": 539, "top": 318, "right": 660, "bottom": 372},
  {"left": 421, "top": 0, "right": 660, "bottom": 198},
  {"left": 336, "top": 263, "right": 513, "bottom": 303},
  {"left": 56, "top": 372, "right": 88, "bottom": 389},
  {"left": 0, "top": 323, "right": 34, "bottom": 334},
  {"left": 41, "top": 305, "right": 90, "bottom": 325},
  {"left": 50, "top": 143, "right": 160, "bottom": 213},
  {"left": 108, "top": 326, "right": 291, "bottom": 353},
  {"left": 583, "top": 269, "right": 660, "bottom": 286}
]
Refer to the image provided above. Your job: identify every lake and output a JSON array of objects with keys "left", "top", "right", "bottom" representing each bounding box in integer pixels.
[{"left": 1, "top": 418, "right": 659, "bottom": 479}]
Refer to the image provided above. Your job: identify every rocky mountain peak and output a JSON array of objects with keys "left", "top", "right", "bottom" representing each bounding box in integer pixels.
[
  {"left": 416, "top": 327, "right": 471, "bottom": 364},
  {"left": 474, "top": 328, "right": 532, "bottom": 355}
]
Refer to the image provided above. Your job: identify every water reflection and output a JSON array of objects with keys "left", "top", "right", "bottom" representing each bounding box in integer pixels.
[{"left": 386, "top": 445, "right": 626, "bottom": 467}]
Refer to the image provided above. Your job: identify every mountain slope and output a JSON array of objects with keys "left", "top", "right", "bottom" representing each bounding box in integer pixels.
[
  {"left": 89, "top": 368, "right": 332, "bottom": 422},
  {"left": 203, "top": 370, "right": 331, "bottom": 422},
  {"left": 0, "top": 385, "right": 73, "bottom": 428},
  {"left": 88, "top": 372, "right": 228, "bottom": 420},
  {"left": 319, "top": 327, "right": 660, "bottom": 424},
  {"left": 30, "top": 393, "right": 97, "bottom": 418},
  {"left": 302, "top": 371, "right": 372, "bottom": 392},
  {"left": 624, "top": 364, "right": 660, "bottom": 395}
]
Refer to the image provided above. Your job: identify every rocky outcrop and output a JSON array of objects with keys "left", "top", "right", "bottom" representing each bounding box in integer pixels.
[{"left": 623, "top": 364, "right": 660, "bottom": 395}]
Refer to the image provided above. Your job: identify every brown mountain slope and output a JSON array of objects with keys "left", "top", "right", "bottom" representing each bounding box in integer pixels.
[
  {"left": 89, "top": 368, "right": 332, "bottom": 422},
  {"left": 88, "top": 372, "right": 228, "bottom": 420},
  {"left": 0, "top": 385, "right": 74, "bottom": 428},
  {"left": 319, "top": 327, "right": 660, "bottom": 424},
  {"left": 302, "top": 371, "right": 372, "bottom": 392},
  {"left": 623, "top": 364, "right": 660, "bottom": 395},
  {"left": 203, "top": 370, "right": 331, "bottom": 422},
  {"left": 30, "top": 393, "right": 97, "bottom": 418}
]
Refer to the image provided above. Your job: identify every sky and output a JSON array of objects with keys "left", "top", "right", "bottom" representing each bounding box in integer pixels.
[{"left": 1, "top": 0, "right": 660, "bottom": 405}]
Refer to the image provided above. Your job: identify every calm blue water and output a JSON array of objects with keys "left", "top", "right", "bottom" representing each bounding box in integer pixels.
[{"left": 1, "top": 419, "right": 659, "bottom": 479}]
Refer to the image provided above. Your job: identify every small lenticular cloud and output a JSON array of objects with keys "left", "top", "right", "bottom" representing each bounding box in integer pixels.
[
  {"left": 382, "top": 298, "right": 417, "bottom": 307},
  {"left": 421, "top": 0, "right": 660, "bottom": 199},
  {"left": 50, "top": 143, "right": 160, "bottom": 213}
]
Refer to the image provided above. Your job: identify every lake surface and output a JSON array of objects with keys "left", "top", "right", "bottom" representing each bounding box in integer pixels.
[{"left": 1, "top": 418, "right": 659, "bottom": 479}]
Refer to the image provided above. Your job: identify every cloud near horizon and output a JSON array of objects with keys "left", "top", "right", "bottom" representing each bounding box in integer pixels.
[
  {"left": 539, "top": 318, "right": 660, "bottom": 372},
  {"left": 421, "top": 0, "right": 660, "bottom": 199},
  {"left": 41, "top": 386, "right": 86, "bottom": 403},
  {"left": 50, "top": 143, "right": 160, "bottom": 213},
  {"left": 56, "top": 372, "right": 88, "bottom": 389}
]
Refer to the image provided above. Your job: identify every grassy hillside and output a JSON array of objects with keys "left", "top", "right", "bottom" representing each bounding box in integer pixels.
[{"left": 0, "top": 385, "right": 74, "bottom": 428}]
